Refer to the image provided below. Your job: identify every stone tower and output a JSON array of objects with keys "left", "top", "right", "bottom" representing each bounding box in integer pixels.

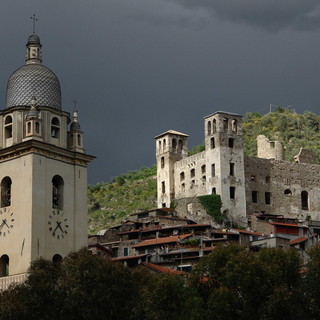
[
  {"left": 155, "top": 130, "right": 188, "bottom": 208},
  {"left": 0, "top": 34, "right": 94, "bottom": 277}
]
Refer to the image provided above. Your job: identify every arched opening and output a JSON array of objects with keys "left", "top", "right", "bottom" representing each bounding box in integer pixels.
[
  {"left": 232, "top": 120, "right": 237, "bottom": 132},
  {"left": 163, "top": 139, "right": 166, "bottom": 150},
  {"left": 228, "top": 138, "right": 234, "bottom": 148},
  {"left": 180, "top": 172, "right": 185, "bottom": 181},
  {"left": 161, "top": 181, "right": 166, "bottom": 194},
  {"left": 172, "top": 138, "right": 177, "bottom": 150},
  {"left": 52, "top": 175, "right": 64, "bottom": 209},
  {"left": 223, "top": 118, "right": 229, "bottom": 131},
  {"left": 211, "top": 164, "right": 215, "bottom": 177},
  {"left": 77, "top": 134, "right": 81, "bottom": 146},
  {"left": 211, "top": 137, "right": 215, "bottom": 149},
  {"left": 51, "top": 117, "right": 60, "bottom": 138},
  {"left": 35, "top": 121, "right": 40, "bottom": 134},
  {"left": 301, "top": 191, "right": 309, "bottom": 210},
  {"left": 0, "top": 255, "right": 9, "bottom": 277},
  {"left": 178, "top": 139, "right": 183, "bottom": 151},
  {"left": 161, "top": 156, "right": 165, "bottom": 168},
  {"left": 158, "top": 141, "right": 161, "bottom": 151},
  {"left": 284, "top": 189, "right": 292, "bottom": 196},
  {"left": 27, "top": 122, "right": 31, "bottom": 134},
  {"left": 190, "top": 168, "right": 195, "bottom": 178},
  {"left": 4, "top": 116, "right": 12, "bottom": 139},
  {"left": 201, "top": 165, "right": 206, "bottom": 174},
  {"left": 52, "top": 254, "right": 63, "bottom": 264},
  {"left": 1, "top": 177, "right": 12, "bottom": 207},
  {"left": 207, "top": 121, "right": 211, "bottom": 136},
  {"left": 212, "top": 119, "right": 216, "bottom": 133}
]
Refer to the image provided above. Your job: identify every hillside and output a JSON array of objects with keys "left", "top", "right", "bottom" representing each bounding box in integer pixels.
[{"left": 88, "top": 108, "right": 320, "bottom": 233}]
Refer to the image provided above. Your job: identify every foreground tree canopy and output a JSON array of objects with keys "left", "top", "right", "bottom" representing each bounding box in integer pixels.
[{"left": 1, "top": 245, "right": 320, "bottom": 320}]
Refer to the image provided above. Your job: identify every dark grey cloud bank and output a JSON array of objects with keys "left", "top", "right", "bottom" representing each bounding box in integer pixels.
[
  {"left": 1, "top": 0, "right": 320, "bottom": 184},
  {"left": 169, "top": 0, "right": 320, "bottom": 31}
]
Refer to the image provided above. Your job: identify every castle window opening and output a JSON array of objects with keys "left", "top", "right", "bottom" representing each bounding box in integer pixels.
[
  {"left": 191, "top": 179, "right": 195, "bottom": 188},
  {"left": 163, "top": 139, "right": 166, "bottom": 150},
  {"left": 212, "top": 188, "right": 216, "bottom": 195},
  {"left": 301, "top": 191, "right": 309, "bottom": 210},
  {"left": 190, "top": 168, "right": 195, "bottom": 178},
  {"left": 284, "top": 189, "right": 292, "bottom": 196},
  {"left": 27, "top": 122, "right": 31, "bottom": 134},
  {"left": 232, "top": 120, "right": 237, "bottom": 132},
  {"left": 162, "top": 203, "right": 166, "bottom": 208},
  {"left": 228, "top": 138, "right": 234, "bottom": 148},
  {"left": 0, "top": 255, "right": 9, "bottom": 277},
  {"left": 52, "top": 175, "right": 64, "bottom": 209},
  {"left": 178, "top": 139, "right": 183, "bottom": 151},
  {"left": 211, "top": 164, "right": 215, "bottom": 177},
  {"left": 52, "top": 254, "right": 62, "bottom": 263},
  {"left": 207, "top": 121, "right": 211, "bottom": 136},
  {"left": 77, "top": 134, "right": 81, "bottom": 146},
  {"left": 265, "top": 192, "right": 271, "bottom": 205},
  {"left": 202, "top": 175, "right": 206, "bottom": 182},
  {"left": 210, "top": 137, "right": 215, "bottom": 149},
  {"left": 172, "top": 138, "right": 177, "bottom": 150},
  {"left": 180, "top": 172, "right": 185, "bottom": 181},
  {"left": 223, "top": 118, "right": 229, "bottom": 131},
  {"left": 161, "top": 157, "right": 165, "bottom": 168},
  {"left": 230, "top": 163, "right": 235, "bottom": 176},
  {"left": 266, "top": 176, "right": 270, "bottom": 183},
  {"left": 181, "top": 183, "right": 185, "bottom": 191},
  {"left": 1, "top": 177, "right": 12, "bottom": 207},
  {"left": 230, "top": 187, "right": 235, "bottom": 199},
  {"left": 35, "top": 121, "right": 40, "bottom": 134},
  {"left": 270, "top": 142, "right": 275, "bottom": 149},
  {"left": 158, "top": 141, "right": 161, "bottom": 151},
  {"left": 252, "top": 191, "right": 258, "bottom": 203},
  {"left": 212, "top": 119, "right": 216, "bottom": 133},
  {"left": 201, "top": 165, "right": 206, "bottom": 174},
  {"left": 161, "top": 181, "right": 165, "bottom": 194}
]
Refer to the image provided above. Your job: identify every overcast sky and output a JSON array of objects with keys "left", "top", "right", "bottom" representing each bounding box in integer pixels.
[{"left": 1, "top": 0, "right": 320, "bottom": 184}]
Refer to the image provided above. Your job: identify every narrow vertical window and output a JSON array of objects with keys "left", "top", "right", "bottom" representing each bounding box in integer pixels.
[
  {"left": 211, "top": 137, "right": 215, "bottom": 149},
  {"left": 207, "top": 121, "right": 212, "bottom": 136},
  {"left": 180, "top": 172, "right": 185, "bottom": 181},
  {"left": 201, "top": 165, "right": 206, "bottom": 174},
  {"left": 51, "top": 117, "right": 60, "bottom": 138},
  {"left": 232, "top": 120, "right": 237, "bottom": 132},
  {"left": 228, "top": 138, "right": 234, "bottom": 148},
  {"left": 223, "top": 118, "right": 229, "bottom": 131},
  {"left": 178, "top": 139, "right": 183, "bottom": 151},
  {"left": 252, "top": 191, "right": 258, "bottom": 203},
  {"left": 265, "top": 192, "right": 271, "bottom": 205},
  {"left": 4, "top": 116, "right": 12, "bottom": 139},
  {"left": 0, "top": 255, "right": 9, "bottom": 277},
  {"left": 230, "top": 163, "right": 235, "bottom": 176},
  {"left": 190, "top": 168, "right": 195, "bottom": 178},
  {"left": 212, "top": 119, "right": 216, "bottom": 133},
  {"left": 212, "top": 188, "right": 216, "bottom": 195},
  {"left": 1, "top": 177, "right": 12, "bottom": 207},
  {"left": 161, "top": 181, "right": 166, "bottom": 194},
  {"left": 230, "top": 187, "right": 235, "bottom": 199},
  {"left": 211, "top": 164, "right": 215, "bottom": 177},
  {"left": 161, "top": 157, "right": 165, "bottom": 168},
  {"left": 172, "top": 139, "right": 177, "bottom": 150},
  {"left": 301, "top": 191, "right": 308, "bottom": 210},
  {"left": 52, "top": 175, "right": 64, "bottom": 210},
  {"left": 77, "top": 134, "right": 81, "bottom": 146}
]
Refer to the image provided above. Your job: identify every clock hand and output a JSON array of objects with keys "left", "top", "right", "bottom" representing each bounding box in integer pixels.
[
  {"left": 3, "top": 219, "right": 10, "bottom": 229},
  {"left": 52, "top": 223, "right": 59, "bottom": 236},
  {"left": 57, "top": 221, "right": 64, "bottom": 232},
  {"left": 0, "top": 220, "right": 5, "bottom": 231}
]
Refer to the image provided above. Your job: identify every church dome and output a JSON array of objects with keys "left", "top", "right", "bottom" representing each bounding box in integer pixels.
[
  {"left": 6, "top": 64, "right": 61, "bottom": 109},
  {"left": 5, "top": 34, "right": 61, "bottom": 110}
]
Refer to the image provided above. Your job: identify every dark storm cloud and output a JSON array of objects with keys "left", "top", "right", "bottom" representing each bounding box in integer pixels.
[{"left": 169, "top": 0, "right": 320, "bottom": 31}]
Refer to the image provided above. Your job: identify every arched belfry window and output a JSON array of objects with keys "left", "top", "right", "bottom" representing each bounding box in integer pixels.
[
  {"left": 207, "top": 121, "right": 212, "bottom": 136},
  {"left": 212, "top": 119, "right": 216, "bottom": 133},
  {"left": 51, "top": 117, "right": 60, "bottom": 138},
  {"left": 52, "top": 254, "right": 62, "bottom": 263},
  {"left": 1, "top": 177, "right": 12, "bottom": 207},
  {"left": 0, "top": 255, "right": 9, "bottom": 277},
  {"left": 223, "top": 118, "right": 229, "bottom": 131},
  {"left": 232, "top": 120, "right": 237, "bottom": 132},
  {"left": 52, "top": 175, "right": 64, "bottom": 210},
  {"left": 4, "top": 116, "right": 13, "bottom": 139},
  {"left": 77, "top": 134, "right": 81, "bottom": 146},
  {"left": 178, "top": 139, "right": 183, "bottom": 151},
  {"left": 172, "top": 138, "right": 177, "bottom": 150},
  {"left": 301, "top": 191, "right": 309, "bottom": 210}
]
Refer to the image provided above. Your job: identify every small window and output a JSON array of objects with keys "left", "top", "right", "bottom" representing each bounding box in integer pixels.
[
  {"left": 124, "top": 248, "right": 129, "bottom": 257},
  {"left": 52, "top": 254, "right": 62, "bottom": 263},
  {"left": 301, "top": 191, "right": 308, "bottom": 210},
  {"left": 190, "top": 169, "right": 195, "bottom": 178},
  {"left": 52, "top": 175, "right": 64, "bottom": 209},
  {"left": 265, "top": 192, "right": 271, "bottom": 205},
  {"left": 211, "top": 164, "right": 215, "bottom": 177},
  {"left": 212, "top": 188, "right": 216, "bottom": 195},
  {"left": 201, "top": 165, "right": 206, "bottom": 174},
  {"left": 158, "top": 141, "right": 162, "bottom": 151},
  {"left": 228, "top": 138, "right": 234, "bottom": 148},
  {"left": 223, "top": 118, "right": 229, "bottom": 131},
  {"left": 0, "top": 255, "right": 9, "bottom": 277},
  {"left": 27, "top": 122, "right": 31, "bottom": 134},
  {"left": 180, "top": 172, "right": 185, "bottom": 181},
  {"left": 230, "top": 187, "right": 235, "bottom": 199},
  {"left": 211, "top": 137, "right": 215, "bottom": 149},
  {"left": 163, "top": 139, "right": 166, "bottom": 150},
  {"left": 212, "top": 119, "right": 216, "bottom": 133},
  {"left": 35, "top": 121, "right": 40, "bottom": 134},
  {"left": 178, "top": 139, "right": 183, "bottom": 151},
  {"left": 4, "top": 116, "right": 13, "bottom": 139},
  {"left": 266, "top": 176, "right": 270, "bottom": 183},
  {"left": 161, "top": 181, "right": 166, "bottom": 194},
  {"left": 252, "top": 191, "right": 258, "bottom": 203},
  {"left": 172, "top": 139, "right": 177, "bottom": 150},
  {"left": 191, "top": 180, "right": 195, "bottom": 188},
  {"left": 284, "top": 189, "right": 292, "bottom": 196},
  {"left": 77, "top": 134, "right": 81, "bottom": 146},
  {"left": 207, "top": 121, "right": 212, "bottom": 136},
  {"left": 230, "top": 163, "right": 235, "bottom": 176},
  {"left": 1, "top": 177, "right": 12, "bottom": 207},
  {"left": 161, "top": 157, "right": 165, "bottom": 169},
  {"left": 270, "top": 142, "right": 275, "bottom": 149},
  {"left": 181, "top": 183, "right": 185, "bottom": 191},
  {"left": 232, "top": 120, "right": 237, "bottom": 132},
  {"left": 202, "top": 175, "right": 206, "bottom": 182},
  {"left": 51, "top": 117, "right": 60, "bottom": 138}
]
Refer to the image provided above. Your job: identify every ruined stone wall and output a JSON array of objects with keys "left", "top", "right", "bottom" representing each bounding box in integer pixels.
[
  {"left": 257, "top": 135, "right": 284, "bottom": 160},
  {"left": 245, "top": 156, "right": 320, "bottom": 220}
]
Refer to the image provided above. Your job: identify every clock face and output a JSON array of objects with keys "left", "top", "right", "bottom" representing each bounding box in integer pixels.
[
  {"left": 48, "top": 210, "right": 69, "bottom": 240},
  {"left": 0, "top": 207, "right": 14, "bottom": 237}
]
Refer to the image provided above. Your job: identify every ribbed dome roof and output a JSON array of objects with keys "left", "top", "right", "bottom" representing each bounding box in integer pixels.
[
  {"left": 6, "top": 64, "right": 61, "bottom": 109},
  {"left": 70, "top": 121, "right": 81, "bottom": 131}
]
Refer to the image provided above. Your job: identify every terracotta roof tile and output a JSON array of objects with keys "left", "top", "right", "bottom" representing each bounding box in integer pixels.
[
  {"left": 140, "top": 262, "right": 185, "bottom": 274},
  {"left": 133, "top": 234, "right": 192, "bottom": 248}
]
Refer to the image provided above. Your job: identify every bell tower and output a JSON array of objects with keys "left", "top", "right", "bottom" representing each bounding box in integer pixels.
[{"left": 0, "top": 33, "right": 94, "bottom": 278}]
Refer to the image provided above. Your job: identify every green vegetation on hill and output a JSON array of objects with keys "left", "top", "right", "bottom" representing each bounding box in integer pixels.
[
  {"left": 88, "top": 166, "right": 157, "bottom": 233},
  {"left": 88, "top": 108, "right": 320, "bottom": 232}
]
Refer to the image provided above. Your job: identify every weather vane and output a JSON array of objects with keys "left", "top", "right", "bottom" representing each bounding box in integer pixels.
[{"left": 30, "top": 14, "right": 38, "bottom": 34}]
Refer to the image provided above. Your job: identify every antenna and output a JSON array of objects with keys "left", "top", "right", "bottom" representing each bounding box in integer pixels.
[{"left": 30, "top": 14, "right": 38, "bottom": 34}]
